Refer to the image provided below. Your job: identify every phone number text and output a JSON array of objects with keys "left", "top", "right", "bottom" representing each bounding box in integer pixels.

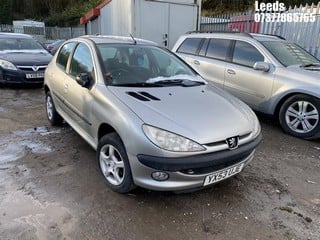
[{"left": 254, "top": 13, "right": 316, "bottom": 22}]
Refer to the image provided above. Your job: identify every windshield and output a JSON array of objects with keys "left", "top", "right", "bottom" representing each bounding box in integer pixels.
[
  {"left": 0, "top": 38, "right": 45, "bottom": 51},
  {"left": 261, "top": 41, "right": 320, "bottom": 67},
  {"left": 97, "top": 44, "right": 201, "bottom": 86}
]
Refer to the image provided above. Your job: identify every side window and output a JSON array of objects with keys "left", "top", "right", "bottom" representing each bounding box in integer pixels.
[
  {"left": 56, "top": 42, "right": 76, "bottom": 71},
  {"left": 177, "top": 38, "right": 202, "bottom": 55},
  {"left": 232, "top": 41, "right": 264, "bottom": 67},
  {"left": 69, "top": 43, "right": 95, "bottom": 81},
  {"left": 206, "top": 38, "right": 231, "bottom": 61}
]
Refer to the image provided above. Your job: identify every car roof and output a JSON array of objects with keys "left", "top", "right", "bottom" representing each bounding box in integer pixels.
[
  {"left": 183, "top": 31, "right": 285, "bottom": 42},
  {"left": 0, "top": 32, "right": 33, "bottom": 39},
  {"left": 76, "top": 35, "right": 158, "bottom": 46},
  {"left": 250, "top": 33, "right": 286, "bottom": 42}
]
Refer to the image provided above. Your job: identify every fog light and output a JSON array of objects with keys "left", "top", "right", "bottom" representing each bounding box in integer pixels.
[{"left": 151, "top": 171, "right": 169, "bottom": 181}]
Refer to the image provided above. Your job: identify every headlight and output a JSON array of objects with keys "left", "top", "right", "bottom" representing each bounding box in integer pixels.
[
  {"left": 0, "top": 59, "right": 17, "bottom": 70},
  {"left": 142, "top": 124, "right": 205, "bottom": 152}
]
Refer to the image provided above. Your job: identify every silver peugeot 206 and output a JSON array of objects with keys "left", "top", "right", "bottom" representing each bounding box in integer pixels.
[{"left": 44, "top": 35, "right": 262, "bottom": 193}]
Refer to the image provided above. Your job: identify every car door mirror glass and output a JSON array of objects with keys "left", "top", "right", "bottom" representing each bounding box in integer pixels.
[{"left": 253, "top": 62, "right": 270, "bottom": 72}]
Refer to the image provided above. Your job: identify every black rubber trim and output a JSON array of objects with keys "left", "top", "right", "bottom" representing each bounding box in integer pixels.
[
  {"left": 127, "top": 91, "right": 150, "bottom": 101},
  {"left": 139, "top": 91, "right": 160, "bottom": 101},
  {"left": 137, "top": 133, "right": 262, "bottom": 172}
]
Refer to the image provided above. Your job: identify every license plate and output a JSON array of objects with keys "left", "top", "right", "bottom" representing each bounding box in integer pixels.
[
  {"left": 26, "top": 73, "right": 44, "bottom": 79},
  {"left": 203, "top": 162, "right": 245, "bottom": 186}
]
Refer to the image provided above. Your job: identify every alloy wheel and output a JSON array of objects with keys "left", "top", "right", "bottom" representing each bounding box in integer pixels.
[
  {"left": 99, "top": 144, "right": 125, "bottom": 186},
  {"left": 285, "top": 100, "right": 319, "bottom": 133},
  {"left": 46, "top": 95, "right": 53, "bottom": 120}
]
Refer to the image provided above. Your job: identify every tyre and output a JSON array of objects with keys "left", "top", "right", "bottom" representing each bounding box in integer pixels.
[
  {"left": 279, "top": 94, "right": 320, "bottom": 139},
  {"left": 45, "top": 91, "right": 63, "bottom": 126},
  {"left": 97, "top": 133, "right": 135, "bottom": 193}
]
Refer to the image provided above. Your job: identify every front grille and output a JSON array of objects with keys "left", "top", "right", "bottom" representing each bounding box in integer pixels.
[
  {"left": 17, "top": 65, "right": 47, "bottom": 71},
  {"left": 179, "top": 151, "right": 254, "bottom": 175},
  {"left": 205, "top": 132, "right": 251, "bottom": 148},
  {"left": 24, "top": 78, "right": 44, "bottom": 82}
]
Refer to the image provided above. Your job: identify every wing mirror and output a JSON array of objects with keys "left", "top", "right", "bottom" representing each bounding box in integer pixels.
[
  {"left": 76, "top": 73, "right": 91, "bottom": 88},
  {"left": 253, "top": 62, "right": 270, "bottom": 72}
]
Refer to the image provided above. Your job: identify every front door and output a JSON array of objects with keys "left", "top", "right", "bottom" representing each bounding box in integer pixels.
[
  {"left": 64, "top": 42, "right": 95, "bottom": 138},
  {"left": 50, "top": 42, "right": 76, "bottom": 116},
  {"left": 224, "top": 40, "right": 275, "bottom": 111}
]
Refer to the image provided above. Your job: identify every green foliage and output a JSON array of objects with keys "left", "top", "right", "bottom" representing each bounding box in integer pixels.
[
  {"left": 202, "top": 0, "right": 254, "bottom": 13},
  {"left": 45, "top": 0, "right": 103, "bottom": 26},
  {"left": 0, "top": 0, "right": 13, "bottom": 24},
  {"left": 10, "top": 0, "right": 103, "bottom": 26}
]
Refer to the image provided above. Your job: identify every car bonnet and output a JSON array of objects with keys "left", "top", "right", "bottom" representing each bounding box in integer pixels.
[
  {"left": 0, "top": 50, "right": 52, "bottom": 65},
  {"left": 287, "top": 65, "right": 320, "bottom": 78},
  {"left": 109, "top": 84, "right": 255, "bottom": 144}
]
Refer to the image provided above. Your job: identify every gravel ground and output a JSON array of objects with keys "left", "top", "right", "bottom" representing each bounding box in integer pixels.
[{"left": 0, "top": 87, "right": 319, "bottom": 240}]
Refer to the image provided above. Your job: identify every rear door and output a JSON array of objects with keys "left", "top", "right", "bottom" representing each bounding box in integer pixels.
[{"left": 176, "top": 37, "right": 230, "bottom": 89}]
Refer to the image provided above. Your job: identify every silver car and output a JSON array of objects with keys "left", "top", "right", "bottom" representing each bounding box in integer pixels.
[
  {"left": 172, "top": 32, "right": 320, "bottom": 139},
  {"left": 44, "top": 35, "right": 261, "bottom": 193}
]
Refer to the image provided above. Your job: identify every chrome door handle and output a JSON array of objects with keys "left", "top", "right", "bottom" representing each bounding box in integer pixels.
[
  {"left": 194, "top": 60, "right": 200, "bottom": 65},
  {"left": 227, "top": 69, "right": 236, "bottom": 75}
]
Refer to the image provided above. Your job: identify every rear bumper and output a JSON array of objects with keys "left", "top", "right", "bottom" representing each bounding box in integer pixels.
[{"left": 137, "top": 133, "right": 262, "bottom": 173}]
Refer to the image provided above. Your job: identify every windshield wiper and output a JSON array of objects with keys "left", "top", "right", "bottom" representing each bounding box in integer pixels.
[
  {"left": 152, "top": 79, "right": 205, "bottom": 87},
  {"left": 112, "top": 79, "right": 205, "bottom": 88},
  {"left": 112, "top": 82, "right": 164, "bottom": 87},
  {"left": 300, "top": 63, "right": 320, "bottom": 68}
]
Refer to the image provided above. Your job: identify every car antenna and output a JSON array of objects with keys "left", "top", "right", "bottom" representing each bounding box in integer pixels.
[{"left": 129, "top": 33, "right": 137, "bottom": 45}]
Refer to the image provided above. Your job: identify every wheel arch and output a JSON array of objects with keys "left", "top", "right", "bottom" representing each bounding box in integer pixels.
[
  {"left": 274, "top": 92, "right": 302, "bottom": 119},
  {"left": 274, "top": 92, "right": 320, "bottom": 119},
  {"left": 97, "top": 123, "right": 118, "bottom": 141}
]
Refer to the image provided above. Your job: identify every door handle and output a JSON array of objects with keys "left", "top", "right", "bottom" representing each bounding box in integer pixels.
[
  {"left": 162, "top": 40, "right": 167, "bottom": 47},
  {"left": 227, "top": 69, "right": 236, "bottom": 75},
  {"left": 64, "top": 83, "right": 68, "bottom": 93},
  {"left": 194, "top": 60, "right": 200, "bottom": 65}
]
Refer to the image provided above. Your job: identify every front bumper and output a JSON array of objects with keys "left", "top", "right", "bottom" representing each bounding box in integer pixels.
[
  {"left": 131, "top": 133, "right": 262, "bottom": 191},
  {"left": 0, "top": 68, "right": 45, "bottom": 84},
  {"left": 138, "top": 133, "right": 262, "bottom": 173}
]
